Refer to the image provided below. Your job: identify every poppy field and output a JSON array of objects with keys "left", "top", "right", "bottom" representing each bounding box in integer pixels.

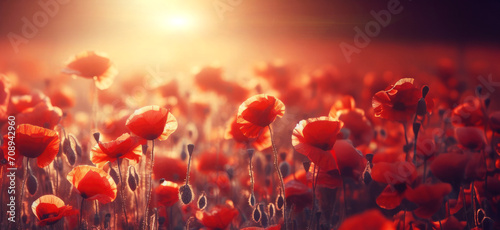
[{"left": 1, "top": 1, "right": 500, "bottom": 230}]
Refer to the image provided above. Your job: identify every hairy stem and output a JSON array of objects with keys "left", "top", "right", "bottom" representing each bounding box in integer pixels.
[{"left": 269, "top": 125, "right": 287, "bottom": 230}]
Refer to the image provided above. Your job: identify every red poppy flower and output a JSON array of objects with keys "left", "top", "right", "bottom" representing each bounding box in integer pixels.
[
  {"left": 62, "top": 51, "right": 118, "bottom": 90},
  {"left": 153, "top": 156, "right": 193, "bottom": 183},
  {"left": 126, "top": 105, "right": 177, "bottom": 141},
  {"left": 338, "top": 209, "right": 395, "bottom": 230},
  {"left": 90, "top": 133, "right": 146, "bottom": 168},
  {"left": 372, "top": 78, "right": 427, "bottom": 122},
  {"left": 14, "top": 124, "right": 60, "bottom": 167},
  {"left": 405, "top": 183, "right": 452, "bottom": 218},
  {"left": 16, "top": 100, "right": 62, "bottom": 130},
  {"left": 196, "top": 151, "right": 229, "bottom": 174},
  {"left": 450, "top": 97, "right": 484, "bottom": 127},
  {"left": 430, "top": 152, "right": 469, "bottom": 185},
  {"left": 31, "top": 195, "right": 78, "bottom": 226},
  {"left": 285, "top": 180, "right": 312, "bottom": 212},
  {"left": 154, "top": 180, "right": 179, "bottom": 207},
  {"left": 292, "top": 116, "right": 343, "bottom": 172},
  {"left": 225, "top": 115, "right": 271, "bottom": 151},
  {"left": 195, "top": 205, "right": 239, "bottom": 230},
  {"left": 66, "top": 165, "right": 117, "bottom": 204},
  {"left": 237, "top": 94, "right": 285, "bottom": 138},
  {"left": 455, "top": 127, "right": 486, "bottom": 150}
]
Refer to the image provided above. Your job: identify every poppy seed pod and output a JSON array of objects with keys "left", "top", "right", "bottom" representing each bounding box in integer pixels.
[
  {"left": 178, "top": 184, "right": 194, "bottom": 205},
  {"left": 197, "top": 192, "right": 207, "bottom": 210},
  {"left": 422, "top": 85, "right": 429, "bottom": 98},
  {"left": 252, "top": 206, "right": 261, "bottom": 223},
  {"left": 69, "top": 135, "right": 82, "bottom": 157},
  {"left": 187, "top": 144, "right": 195, "bottom": 157},
  {"left": 27, "top": 170, "right": 38, "bottom": 195}
]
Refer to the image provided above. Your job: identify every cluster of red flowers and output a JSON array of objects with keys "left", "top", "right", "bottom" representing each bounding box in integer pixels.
[{"left": 0, "top": 51, "right": 499, "bottom": 230}]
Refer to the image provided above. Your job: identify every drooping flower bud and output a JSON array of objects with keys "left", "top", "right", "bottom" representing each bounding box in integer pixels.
[
  {"left": 303, "top": 161, "right": 311, "bottom": 173},
  {"left": 268, "top": 203, "right": 275, "bottom": 218},
  {"left": 276, "top": 193, "right": 284, "bottom": 211},
  {"left": 248, "top": 194, "right": 256, "bottom": 207},
  {"left": 179, "top": 184, "right": 194, "bottom": 205},
  {"left": 197, "top": 192, "right": 207, "bottom": 210}
]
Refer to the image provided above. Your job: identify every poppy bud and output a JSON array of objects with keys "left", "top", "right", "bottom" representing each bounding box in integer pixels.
[
  {"left": 416, "top": 98, "right": 427, "bottom": 116},
  {"left": 27, "top": 170, "right": 38, "bottom": 195},
  {"left": 72, "top": 138, "right": 82, "bottom": 157},
  {"left": 421, "top": 85, "right": 429, "bottom": 98},
  {"left": 179, "top": 184, "right": 194, "bottom": 205},
  {"left": 413, "top": 123, "right": 421, "bottom": 137},
  {"left": 142, "top": 144, "right": 148, "bottom": 155},
  {"left": 279, "top": 152, "right": 287, "bottom": 161},
  {"left": 109, "top": 167, "right": 119, "bottom": 185},
  {"left": 303, "top": 161, "right": 311, "bottom": 172},
  {"left": 63, "top": 138, "right": 76, "bottom": 166},
  {"left": 22, "top": 214, "right": 27, "bottom": 224},
  {"left": 187, "top": 144, "right": 195, "bottom": 157},
  {"left": 197, "top": 192, "right": 207, "bottom": 210},
  {"left": 128, "top": 167, "right": 138, "bottom": 191},
  {"left": 276, "top": 194, "right": 284, "bottom": 211},
  {"left": 94, "top": 214, "right": 100, "bottom": 226},
  {"left": 247, "top": 149, "right": 255, "bottom": 159},
  {"left": 476, "top": 209, "right": 485, "bottom": 226},
  {"left": 279, "top": 161, "right": 290, "bottom": 178},
  {"left": 252, "top": 206, "right": 261, "bottom": 223},
  {"left": 363, "top": 170, "right": 372, "bottom": 184},
  {"left": 248, "top": 194, "right": 256, "bottom": 207},
  {"left": 268, "top": 203, "right": 275, "bottom": 218}
]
